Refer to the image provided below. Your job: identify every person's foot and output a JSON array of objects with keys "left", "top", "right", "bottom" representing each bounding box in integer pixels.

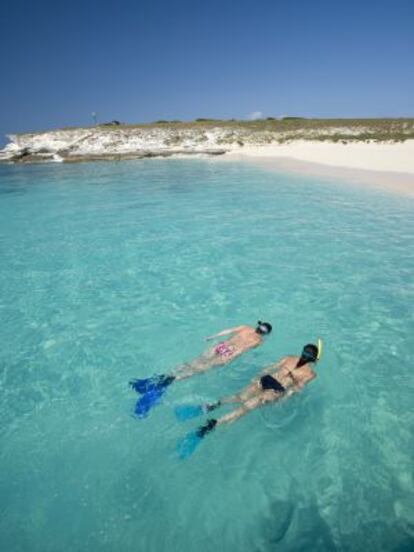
[
  {"left": 203, "top": 401, "right": 221, "bottom": 413},
  {"left": 196, "top": 418, "right": 217, "bottom": 437}
]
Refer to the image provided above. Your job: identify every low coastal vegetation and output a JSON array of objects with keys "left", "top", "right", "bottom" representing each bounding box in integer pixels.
[
  {"left": 97, "top": 117, "right": 414, "bottom": 142},
  {"left": 16, "top": 118, "right": 414, "bottom": 142}
]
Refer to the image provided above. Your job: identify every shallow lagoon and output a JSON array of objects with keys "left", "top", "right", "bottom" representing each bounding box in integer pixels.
[{"left": 0, "top": 160, "right": 413, "bottom": 551}]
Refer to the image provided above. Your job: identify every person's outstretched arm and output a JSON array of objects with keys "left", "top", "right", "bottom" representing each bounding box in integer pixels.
[{"left": 205, "top": 326, "right": 245, "bottom": 341}]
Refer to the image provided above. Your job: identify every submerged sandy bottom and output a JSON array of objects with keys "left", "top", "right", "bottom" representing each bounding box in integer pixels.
[{"left": 222, "top": 141, "right": 414, "bottom": 197}]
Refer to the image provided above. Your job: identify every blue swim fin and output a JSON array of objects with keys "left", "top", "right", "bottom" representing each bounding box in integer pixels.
[
  {"left": 174, "top": 404, "right": 205, "bottom": 421},
  {"left": 177, "top": 431, "right": 204, "bottom": 459},
  {"left": 134, "top": 388, "right": 164, "bottom": 418},
  {"left": 132, "top": 375, "right": 175, "bottom": 418},
  {"left": 174, "top": 401, "right": 220, "bottom": 422},
  {"left": 130, "top": 377, "right": 155, "bottom": 394},
  {"left": 177, "top": 419, "right": 217, "bottom": 459},
  {"left": 130, "top": 374, "right": 175, "bottom": 394}
]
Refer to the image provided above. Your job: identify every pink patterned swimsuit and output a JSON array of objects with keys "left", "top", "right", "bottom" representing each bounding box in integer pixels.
[{"left": 214, "top": 342, "right": 234, "bottom": 358}]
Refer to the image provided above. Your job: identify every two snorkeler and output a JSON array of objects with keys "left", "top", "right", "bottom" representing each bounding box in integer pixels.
[{"left": 129, "top": 321, "right": 322, "bottom": 458}]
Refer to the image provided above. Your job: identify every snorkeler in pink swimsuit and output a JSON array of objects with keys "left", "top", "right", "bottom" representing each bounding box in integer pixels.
[{"left": 130, "top": 321, "right": 273, "bottom": 417}]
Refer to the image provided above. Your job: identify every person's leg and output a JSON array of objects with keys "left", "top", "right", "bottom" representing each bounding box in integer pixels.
[
  {"left": 197, "top": 381, "right": 261, "bottom": 415},
  {"left": 216, "top": 390, "right": 282, "bottom": 426},
  {"left": 216, "top": 396, "right": 263, "bottom": 425},
  {"left": 179, "top": 391, "right": 282, "bottom": 457},
  {"left": 174, "top": 359, "right": 208, "bottom": 381},
  {"left": 174, "top": 347, "right": 218, "bottom": 381},
  {"left": 220, "top": 381, "right": 259, "bottom": 405}
]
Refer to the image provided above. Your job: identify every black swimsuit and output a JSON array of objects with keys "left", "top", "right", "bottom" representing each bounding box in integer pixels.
[{"left": 260, "top": 374, "right": 285, "bottom": 394}]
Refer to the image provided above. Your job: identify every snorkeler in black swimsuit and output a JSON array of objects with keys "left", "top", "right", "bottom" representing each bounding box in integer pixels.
[{"left": 176, "top": 342, "right": 322, "bottom": 458}]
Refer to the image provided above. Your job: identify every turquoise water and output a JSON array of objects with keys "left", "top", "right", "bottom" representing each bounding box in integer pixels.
[{"left": 0, "top": 160, "right": 413, "bottom": 552}]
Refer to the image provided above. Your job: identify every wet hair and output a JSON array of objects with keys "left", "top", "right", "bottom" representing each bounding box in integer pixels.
[
  {"left": 296, "top": 344, "right": 318, "bottom": 368},
  {"left": 256, "top": 321, "right": 272, "bottom": 335}
]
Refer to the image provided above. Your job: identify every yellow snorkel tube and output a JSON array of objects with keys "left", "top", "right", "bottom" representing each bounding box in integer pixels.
[{"left": 317, "top": 338, "right": 323, "bottom": 360}]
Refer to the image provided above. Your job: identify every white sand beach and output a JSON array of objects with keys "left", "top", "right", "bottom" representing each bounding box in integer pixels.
[{"left": 223, "top": 141, "right": 414, "bottom": 196}]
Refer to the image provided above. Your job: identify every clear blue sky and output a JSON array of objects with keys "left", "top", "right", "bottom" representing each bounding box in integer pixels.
[{"left": 1, "top": 0, "right": 413, "bottom": 141}]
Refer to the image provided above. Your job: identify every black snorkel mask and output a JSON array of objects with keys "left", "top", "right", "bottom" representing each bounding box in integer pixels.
[
  {"left": 296, "top": 343, "right": 320, "bottom": 368},
  {"left": 256, "top": 320, "right": 272, "bottom": 335}
]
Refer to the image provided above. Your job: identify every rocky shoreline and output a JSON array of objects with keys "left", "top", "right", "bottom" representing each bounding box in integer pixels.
[
  {"left": 1, "top": 148, "right": 227, "bottom": 164},
  {"left": 0, "top": 127, "right": 233, "bottom": 164}
]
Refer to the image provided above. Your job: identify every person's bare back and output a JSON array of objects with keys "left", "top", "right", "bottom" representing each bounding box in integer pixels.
[
  {"left": 208, "top": 325, "right": 264, "bottom": 365},
  {"left": 266, "top": 355, "right": 316, "bottom": 393}
]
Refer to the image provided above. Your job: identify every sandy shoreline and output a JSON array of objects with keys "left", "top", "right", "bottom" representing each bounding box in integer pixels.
[{"left": 221, "top": 141, "right": 414, "bottom": 197}]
